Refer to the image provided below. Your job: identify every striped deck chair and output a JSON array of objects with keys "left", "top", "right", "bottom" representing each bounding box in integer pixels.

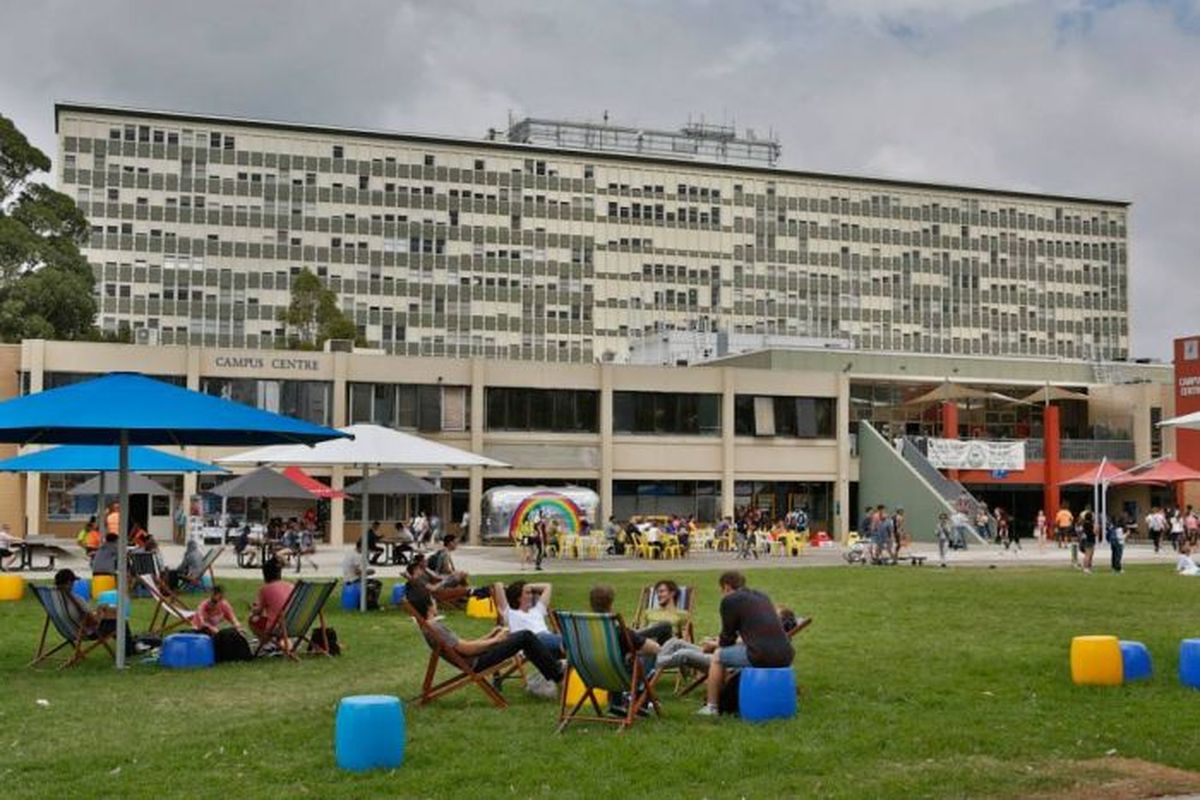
[
  {"left": 403, "top": 600, "right": 513, "bottom": 708},
  {"left": 679, "top": 615, "right": 813, "bottom": 697},
  {"left": 551, "top": 611, "right": 662, "bottom": 732},
  {"left": 252, "top": 579, "right": 337, "bottom": 661},
  {"left": 29, "top": 585, "right": 116, "bottom": 669},
  {"left": 128, "top": 550, "right": 165, "bottom": 598},
  {"left": 139, "top": 575, "right": 196, "bottom": 635}
]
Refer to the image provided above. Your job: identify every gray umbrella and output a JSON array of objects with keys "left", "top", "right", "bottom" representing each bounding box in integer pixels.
[
  {"left": 69, "top": 472, "right": 169, "bottom": 495},
  {"left": 208, "top": 466, "right": 320, "bottom": 499},
  {"left": 343, "top": 468, "right": 445, "bottom": 496}
]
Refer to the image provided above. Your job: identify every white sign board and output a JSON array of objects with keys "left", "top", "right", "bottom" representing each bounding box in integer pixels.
[{"left": 926, "top": 439, "right": 1026, "bottom": 472}]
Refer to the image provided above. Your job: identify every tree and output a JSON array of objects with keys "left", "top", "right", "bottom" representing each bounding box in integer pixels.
[
  {"left": 0, "top": 113, "right": 97, "bottom": 342},
  {"left": 279, "top": 267, "right": 365, "bottom": 349}
]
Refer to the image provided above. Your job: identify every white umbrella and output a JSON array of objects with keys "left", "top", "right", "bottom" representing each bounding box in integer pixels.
[
  {"left": 1159, "top": 410, "right": 1200, "bottom": 430},
  {"left": 220, "top": 424, "right": 507, "bottom": 611}
]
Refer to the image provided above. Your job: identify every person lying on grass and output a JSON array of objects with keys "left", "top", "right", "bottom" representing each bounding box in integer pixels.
[
  {"left": 406, "top": 581, "right": 564, "bottom": 699},
  {"left": 696, "top": 570, "right": 794, "bottom": 717},
  {"left": 1177, "top": 543, "right": 1199, "bottom": 576},
  {"left": 494, "top": 580, "right": 562, "bottom": 655}
]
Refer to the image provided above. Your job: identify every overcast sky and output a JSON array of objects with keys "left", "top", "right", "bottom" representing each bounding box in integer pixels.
[{"left": 1, "top": 0, "right": 1194, "bottom": 360}]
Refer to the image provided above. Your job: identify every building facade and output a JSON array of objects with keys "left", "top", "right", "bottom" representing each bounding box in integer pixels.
[
  {"left": 2, "top": 340, "right": 1173, "bottom": 546},
  {"left": 55, "top": 104, "right": 1131, "bottom": 364}
]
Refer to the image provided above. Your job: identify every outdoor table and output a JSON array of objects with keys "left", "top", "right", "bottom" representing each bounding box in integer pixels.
[
  {"left": 3, "top": 536, "right": 70, "bottom": 572},
  {"left": 379, "top": 538, "right": 413, "bottom": 565}
]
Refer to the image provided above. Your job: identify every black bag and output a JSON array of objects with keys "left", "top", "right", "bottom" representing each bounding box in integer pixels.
[
  {"left": 309, "top": 626, "right": 341, "bottom": 655},
  {"left": 365, "top": 578, "right": 382, "bottom": 611},
  {"left": 213, "top": 628, "right": 253, "bottom": 663},
  {"left": 718, "top": 671, "right": 742, "bottom": 716}
]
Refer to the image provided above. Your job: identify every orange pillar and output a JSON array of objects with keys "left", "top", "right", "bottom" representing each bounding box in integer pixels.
[
  {"left": 1043, "top": 404, "right": 1061, "bottom": 517},
  {"left": 942, "top": 401, "right": 959, "bottom": 481}
]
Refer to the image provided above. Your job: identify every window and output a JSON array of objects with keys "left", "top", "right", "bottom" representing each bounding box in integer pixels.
[
  {"left": 346, "top": 383, "right": 470, "bottom": 431},
  {"left": 333, "top": 145, "right": 344, "bottom": 158},
  {"left": 613, "top": 392, "right": 720, "bottom": 435},
  {"left": 485, "top": 388, "right": 599, "bottom": 432},
  {"left": 201, "top": 379, "right": 331, "bottom": 425},
  {"left": 734, "top": 395, "right": 836, "bottom": 438}
]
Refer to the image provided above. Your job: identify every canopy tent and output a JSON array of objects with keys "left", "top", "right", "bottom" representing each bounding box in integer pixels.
[
  {"left": 0, "top": 372, "right": 347, "bottom": 668},
  {"left": 282, "top": 466, "right": 346, "bottom": 500},
  {"left": 221, "top": 423, "right": 507, "bottom": 611},
  {"left": 343, "top": 468, "right": 444, "bottom": 496},
  {"left": 1020, "top": 385, "right": 1090, "bottom": 405},
  {"left": 1110, "top": 459, "right": 1200, "bottom": 487},
  {"left": 208, "top": 466, "right": 325, "bottom": 500},
  {"left": 69, "top": 472, "right": 169, "bottom": 496},
  {"left": 0, "top": 444, "right": 227, "bottom": 474},
  {"left": 1059, "top": 461, "right": 1126, "bottom": 487}
]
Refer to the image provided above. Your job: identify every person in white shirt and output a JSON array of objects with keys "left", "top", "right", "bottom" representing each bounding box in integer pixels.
[
  {"left": 494, "top": 580, "right": 562, "bottom": 655},
  {"left": 1176, "top": 544, "right": 1199, "bottom": 576}
]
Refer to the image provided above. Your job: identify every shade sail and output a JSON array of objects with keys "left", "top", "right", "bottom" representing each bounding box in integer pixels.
[
  {"left": 0, "top": 373, "right": 349, "bottom": 447},
  {"left": 0, "top": 444, "right": 226, "bottom": 474},
  {"left": 1110, "top": 459, "right": 1200, "bottom": 487},
  {"left": 344, "top": 468, "right": 444, "bottom": 496},
  {"left": 219, "top": 423, "right": 508, "bottom": 468},
  {"left": 282, "top": 466, "right": 346, "bottom": 499},
  {"left": 1020, "top": 385, "right": 1090, "bottom": 404},
  {"left": 1059, "top": 461, "right": 1126, "bottom": 486},
  {"left": 208, "top": 466, "right": 327, "bottom": 500},
  {"left": 69, "top": 472, "right": 169, "bottom": 496},
  {"left": 903, "top": 381, "right": 1018, "bottom": 406}
]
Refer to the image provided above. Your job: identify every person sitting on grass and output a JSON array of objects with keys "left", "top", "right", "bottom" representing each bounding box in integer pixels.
[
  {"left": 192, "top": 584, "right": 245, "bottom": 636},
  {"left": 406, "top": 581, "right": 563, "bottom": 699},
  {"left": 248, "top": 559, "right": 293, "bottom": 641},
  {"left": 1176, "top": 543, "right": 1199, "bottom": 576},
  {"left": 494, "top": 580, "right": 562, "bottom": 655},
  {"left": 696, "top": 570, "right": 794, "bottom": 716}
]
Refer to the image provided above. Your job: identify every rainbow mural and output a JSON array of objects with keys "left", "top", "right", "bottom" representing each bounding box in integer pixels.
[{"left": 508, "top": 491, "right": 585, "bottom": 540}]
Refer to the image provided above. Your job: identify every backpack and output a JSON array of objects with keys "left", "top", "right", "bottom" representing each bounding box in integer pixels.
[
  {"left": 717, "top": 671, "right": 742, "bottom": 715},
  {"left": 213, "top": 628, "right": 253, "bottom": 663},
  {"left": 365, "top": 578, "right": 382, "bottom": 611},
  {"left": 308, "top": 626, "right": 341, "bottom": 655}
]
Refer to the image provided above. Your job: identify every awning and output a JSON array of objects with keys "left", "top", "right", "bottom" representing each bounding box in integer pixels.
[
  {"left": 1111, "top": 459, "right": 1200, "bottom": 487},
  {"left": 0, "top": 444, "right": 226, "bottom": 474},
  {"left": 1059, "top": 462, "right": 1125, "bottom": 487}
]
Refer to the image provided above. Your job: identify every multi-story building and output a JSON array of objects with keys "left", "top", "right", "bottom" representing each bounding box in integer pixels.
[{"left": 55, "top": 103, "right": 1131, "bottom": 363}]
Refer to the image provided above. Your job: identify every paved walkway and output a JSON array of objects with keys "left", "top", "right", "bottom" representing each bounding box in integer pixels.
[{"left": 43, "top": 539, "right": 1184, "bottom": 582}]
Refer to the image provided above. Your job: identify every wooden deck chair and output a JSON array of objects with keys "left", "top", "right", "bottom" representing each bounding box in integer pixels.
[
  {"left": 252, "top": 579, "right": 337, "bottom": 661},
  {"left": 679, "top": 615, "right": 814, "bottom": 697},
  {"left": 128, "top": 550, "right": 166, "bottom": 598},
  {"left": 180, "top": 546, "right": 224, "bottom": 592},
  {"left": 29, "top": 585, "right": 116, "bottom": 669},
  {"left": 551, "top": 610, "right": 662, "bottom": 732},
  {"left": 402, "top": 601, "right": 513, "bottom": 709},
  {"left": 139, "top": 574, "right": 196, "bottom": 635},
  {"left": 490, "top": 584, "right": 530, "bottom": 688}
]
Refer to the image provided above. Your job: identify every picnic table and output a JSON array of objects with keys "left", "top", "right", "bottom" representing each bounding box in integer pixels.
[
  {"left": 1, "top": 535, "right": 71, "bottom": 572},
  {"left": 379, "top": 538, "right": 415, "bottom": 565}
]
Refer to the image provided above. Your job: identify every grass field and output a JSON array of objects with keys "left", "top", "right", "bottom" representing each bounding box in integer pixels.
[{"left": 2, "top": 563, "right": 1199, "bottom": 799}]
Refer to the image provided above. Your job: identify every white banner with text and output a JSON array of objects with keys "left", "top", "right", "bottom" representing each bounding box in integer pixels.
[{"left": 925, "top": 438, "right": 1026, "bottom": 471}]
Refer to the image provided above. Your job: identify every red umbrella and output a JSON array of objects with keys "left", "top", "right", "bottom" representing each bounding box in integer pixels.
[
  {"left": 1110, "top": 459, "right": 1200, "bottom": 487},
  {"left": 282, "top": 465, "right": 346, "bottom": 499},
  {"left": 1059, "top": 462, "right": 1126, "bottom": 486}
]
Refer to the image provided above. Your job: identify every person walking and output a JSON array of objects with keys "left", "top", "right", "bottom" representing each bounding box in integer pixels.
[
  {"left": 1108, "top": 514, "right": 1125, "bottom": 574},
  {"left": 935, "top": 512, "right": 952, "bottom": 567},
  {"left": 1078, "top": 507, "right": 1097, "bottom": 574},
  {"left": 1034, "top": 509, "right": 1047, "bottom": 550},
  {"left": 1146, "top": 507, "right": 1166, "bottom": 554}
]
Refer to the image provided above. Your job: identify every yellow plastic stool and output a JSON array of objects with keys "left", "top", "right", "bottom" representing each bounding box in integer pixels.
[
  {"left": 0, "top": 574, "right": 25, "bottom": 601},
  {"left": 465, "top": 596, "right": 496, "bottom": 619},
  {"left": 1070, "top": 635, "right": 1122, "bottom": 686},
  {"left": 91, "top": 574, "right": 117, "bottom": 599},
  {"left": 563, "top": 669, "right": 608, "bottom": 708}
]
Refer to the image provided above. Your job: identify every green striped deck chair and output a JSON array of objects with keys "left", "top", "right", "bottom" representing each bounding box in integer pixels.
[
  {"left": 29, "top": 585, "right": 116, "bottom": 669},
  {"left": 252, "top": 579, "right": 337, "bottom": 661},
  {"left": 551, "top": 611, "right": 662, "bottom": 732}
]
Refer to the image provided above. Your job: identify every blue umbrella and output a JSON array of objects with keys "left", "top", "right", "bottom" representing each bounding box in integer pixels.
[
  {"left": 0, "top": 445, "right": 227, "bottom": 473},
  {"left": 0, "top": 372, "right": 348, "bottom": 668}
]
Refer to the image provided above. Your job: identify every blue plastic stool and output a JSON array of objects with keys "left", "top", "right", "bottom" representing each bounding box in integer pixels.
[
  {"left": 390, "top": 583, "right": 407, "bottom": 606},
  {"left": 341, "top": 582, "right": 362, "bottom": 610},
  {"left": 160, "top": 633, "right": 215, "bottom": 669},
  {"left": 96, "top": 589, "right": 131, "bottom": 619},
  {"left": 1119, "top": 640, "right": 1152, "bottom": 682},
  {"left": 72, "top": 578, "right": 91, "bottom": 602},
  {"left": 1180, "top": 639, "right": 1200, "bottom": 689},
  {"left": 335, "top": 695, "right": 405, "bottom": 772},
  {"left": 738, "top": 667, "right": 797, "bottom": 722}
]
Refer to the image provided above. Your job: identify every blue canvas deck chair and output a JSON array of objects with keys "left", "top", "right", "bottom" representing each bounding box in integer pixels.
[
  {"left": 29, "top": 585, "right": 116, "bottom": 669},
  {"left": 552, "top": 610, "right": 662, "bottom": 732}
]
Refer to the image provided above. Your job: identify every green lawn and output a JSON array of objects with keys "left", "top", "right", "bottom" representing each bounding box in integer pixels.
[{"left": 1, "top": 564, "right": 1198, "bottom": 799}]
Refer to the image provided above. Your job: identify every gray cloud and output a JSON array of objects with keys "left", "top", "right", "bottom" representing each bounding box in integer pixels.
[{"left": 0, "top": 0, "right": 1194, "bottom": 359}]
